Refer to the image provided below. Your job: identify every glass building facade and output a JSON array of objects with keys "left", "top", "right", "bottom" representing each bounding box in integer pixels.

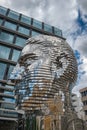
[{"left": 0, "top": 5, "right": 64, "bottom": 125}]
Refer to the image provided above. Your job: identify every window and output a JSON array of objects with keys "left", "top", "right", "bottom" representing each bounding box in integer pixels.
[
  {"left": 0, "top": 45, "right": 11, "bottom": 59},
  {"left": 81, "top": 92, "right": 84, "bottom": 97},
  {"left": 15, "top": 36, "right": 27, "bottom": 47},
  {"left": 21, "top": 14, "right": 31, "bottom": 25},
  {"left": 33, "top": 19, "right": 42, "bottom": 29},
  {"left": 84, "top": 91, "right": 87, "bottom": 96},
  {"left": 44, "top": 23, "right": 52, "bottom": 33},
  {"left": 12, "top": 49, "right": 21, "bottom": 62},
  {"left": 4, "top": 91, "right": 14, "bottom": 96},
  {"left": 54, "top": 27, "right": 62, "bottom": 37},
  {"left": 3, "top": 97, "right": 15, "bottom": 103},
  {"left": 85, "top": 90, "right": 87, "bottom": 96},
  {"left": 18, "top": 26, "right": 30, "bottom": 35},
  {"left": 4, "top": 21, "right": 17, "bottom": 31},
  {"left": 6, "top": 85, "right": 14, "bottom": 89},
  {"left": 85, "top": 110, "right": 87, "bottom": 115},
  {"left": 2, "top": 110, "right": 18, "bottom": 117},
  {"left": 8, "top": 10, "right": 19, "bottom": 20},
  {"left": 1, "top": 102, "right": 14, "bottom": 108},
  {"left": 0, "top": 18, "right": 3, "bottom": 25},
  {"left": 0, "top": 63, "right": 7, "bottom": 80},
  {"left": 0, "top": 6, "right": 7, "bottom": 15},
  {"left": 8, "top": 65, "right": 15, "bottom": 79},
  {"left": 0, "top": 31, "right": 14, "bottom": 43},
  {"left": 31, "top": 30, "right": 40, "bottom": 36}
]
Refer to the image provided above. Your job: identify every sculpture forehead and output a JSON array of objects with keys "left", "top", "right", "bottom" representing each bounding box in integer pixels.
[
  {"left": 27, "top": 35, "right": 62, "bottom": 45},
  {"left": 22, "top": 35, "right": 70, "bottom": 57}
]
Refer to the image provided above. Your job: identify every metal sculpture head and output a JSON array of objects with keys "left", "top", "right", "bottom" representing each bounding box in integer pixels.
[{"left": 11, "top": 35, "right": 77, "bottom": 111}]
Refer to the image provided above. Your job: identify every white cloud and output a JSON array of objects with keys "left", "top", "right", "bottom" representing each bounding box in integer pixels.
[
  {"left": 73, "top": 34, "right": 87, "bottom": 94},
  {"left": 77, "top": 0, "right": 87, "bottom": 14},
  {"left": 74, "top": 35, "right": 87, "bottom": 58},
  {"left": 76, "top": 0, "right": 87, "bottom": 22}
]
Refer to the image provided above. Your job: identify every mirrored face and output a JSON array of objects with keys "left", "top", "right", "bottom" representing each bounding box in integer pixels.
[{"left": 11, "top": 35, "right": 78, "bottom": 111}]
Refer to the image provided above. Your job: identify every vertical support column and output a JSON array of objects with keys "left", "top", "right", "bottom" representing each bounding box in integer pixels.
[
  {"left": 64, "top": 81, "right": 72, "bottom": 113},
  {"left": 59, "top": 115, "right": 61, "bottom": 130}
]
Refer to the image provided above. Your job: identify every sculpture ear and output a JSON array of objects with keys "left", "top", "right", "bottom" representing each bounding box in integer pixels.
[{"left": 53, "top": 56, "right": 63, "bottom": 69}]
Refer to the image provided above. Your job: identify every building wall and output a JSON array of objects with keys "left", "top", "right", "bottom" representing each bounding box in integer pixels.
[
  {"left": 80, "top": 87, "right": 87, "bottom": 121},
  {"left": 0, "top": 5, "right": 64, "bottom": 121}
]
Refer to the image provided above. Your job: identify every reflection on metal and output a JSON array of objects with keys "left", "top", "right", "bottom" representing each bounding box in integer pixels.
[{"left": 10, "top": 35, "right": 77, "bottom": 112}]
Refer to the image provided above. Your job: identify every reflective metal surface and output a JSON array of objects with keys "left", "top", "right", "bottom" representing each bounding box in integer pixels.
[{"left": 10, "top": 35, "right": 78, "bottom": 111}]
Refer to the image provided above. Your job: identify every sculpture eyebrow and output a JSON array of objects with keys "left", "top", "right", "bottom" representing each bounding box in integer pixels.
[
  {"left": 26, "top": 39, "right": 42, "bottom": 45},
  {"left": 19, "top": 53, "right": 37, "bottom": 65}
]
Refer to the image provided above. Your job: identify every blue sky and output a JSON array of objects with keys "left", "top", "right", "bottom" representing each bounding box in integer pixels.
[{"left": 0, "top": 0, "right": 87, "bottom": 95}]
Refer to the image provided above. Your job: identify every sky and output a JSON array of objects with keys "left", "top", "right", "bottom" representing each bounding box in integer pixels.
[{"left": 0, "top": 0, "right": 87, "bottom": 95}]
